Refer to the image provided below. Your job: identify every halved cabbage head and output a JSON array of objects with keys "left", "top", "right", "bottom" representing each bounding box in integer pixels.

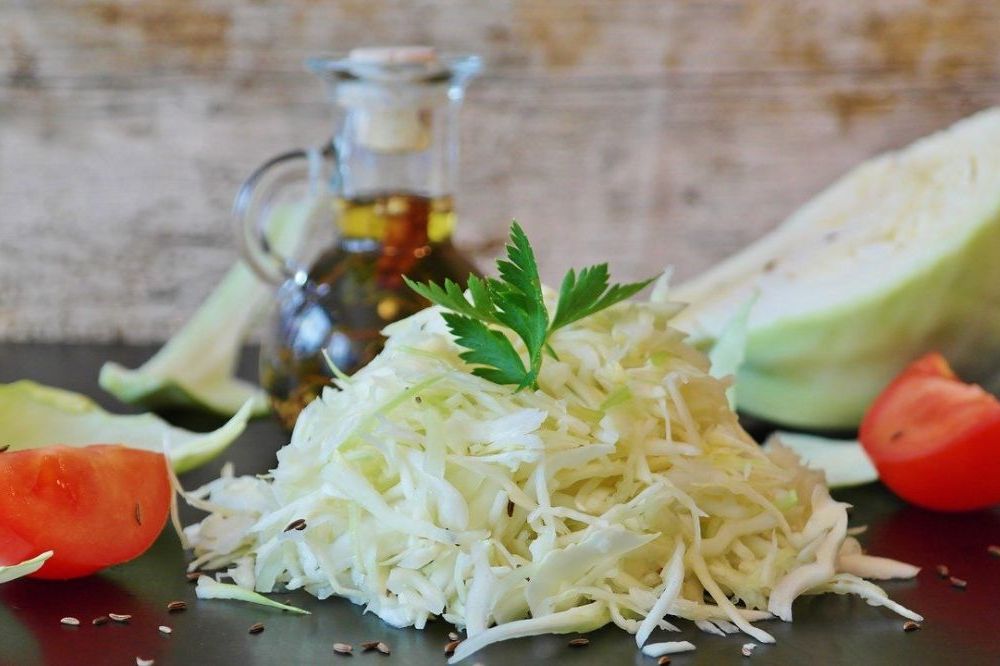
[{"left": 674, "top": 108, "right": 1000, "bottom": 429}]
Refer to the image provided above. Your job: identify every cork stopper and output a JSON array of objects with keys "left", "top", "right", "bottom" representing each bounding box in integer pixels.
[
  {"left": 345, "top": 46, "right": 441, "bottom": 153},
  {"left": 348, "top": 46, "right": 438, "bottom": 66}
]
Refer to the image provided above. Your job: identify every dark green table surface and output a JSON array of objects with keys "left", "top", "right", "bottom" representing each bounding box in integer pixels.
[{"left": 1, "top": 343, "right": 998, "bottom": 666}]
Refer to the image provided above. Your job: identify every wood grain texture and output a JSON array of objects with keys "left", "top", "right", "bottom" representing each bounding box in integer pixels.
[{"left": 2, "top": 0, "right": 999, "bottom": 341}]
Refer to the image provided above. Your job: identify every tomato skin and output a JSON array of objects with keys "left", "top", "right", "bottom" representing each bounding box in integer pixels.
[
  {"left": 860, "top": 353, "right": 1000, "bottom": 512},
  {"left": 0, "top": 445, "right": 170, "bottom": 579}
]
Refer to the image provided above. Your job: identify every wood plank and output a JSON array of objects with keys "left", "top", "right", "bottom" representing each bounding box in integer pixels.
[{"left": 2, "top": 0, "right": 999, "bottom": 340}]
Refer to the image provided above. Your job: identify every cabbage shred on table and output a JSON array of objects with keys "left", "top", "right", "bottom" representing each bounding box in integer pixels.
[{"left": 183, "top": 289, "right": 919, "bottom": 661}]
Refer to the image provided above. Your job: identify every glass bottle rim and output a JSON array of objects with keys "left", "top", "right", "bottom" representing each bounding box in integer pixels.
[{"left": 306, "top": 51, "right": 482, "bottom": 85}]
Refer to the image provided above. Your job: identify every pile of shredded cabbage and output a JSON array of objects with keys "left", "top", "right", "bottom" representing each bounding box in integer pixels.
[{"left": 183, "top": 287, "right": 920, "bottom": 662}]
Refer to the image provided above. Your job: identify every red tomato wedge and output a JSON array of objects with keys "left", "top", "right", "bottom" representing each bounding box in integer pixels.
[
  {"left": 860, "top": 353, "right": 1000, "bottom": 511},
  {"left": 0, "top": 445, "right": 171, "bottom": 579}
]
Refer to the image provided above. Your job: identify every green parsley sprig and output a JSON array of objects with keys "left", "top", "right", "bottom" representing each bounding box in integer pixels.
[{"left": 404, "top": 222, "right": 655, "bottom": 390}]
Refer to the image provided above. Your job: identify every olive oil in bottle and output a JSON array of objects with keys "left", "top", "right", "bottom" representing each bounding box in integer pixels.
[{"left": 259, "top": 192, "right": 478, "bottom": 428}]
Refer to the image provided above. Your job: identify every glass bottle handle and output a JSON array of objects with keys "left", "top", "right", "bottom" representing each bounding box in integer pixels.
[{"left": 233, "top": 144, "right": 336, "bottom": 286}]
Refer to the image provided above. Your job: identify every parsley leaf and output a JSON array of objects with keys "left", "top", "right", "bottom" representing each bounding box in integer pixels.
[
  {"left": 406, "top": 222, "right": 656, "bottom": 389},
  {"left": 551, "top": 265, "right": 655, "bottom": 332},
  {"left": 442, "top": 313, "right": 530, "bottom": 387}
]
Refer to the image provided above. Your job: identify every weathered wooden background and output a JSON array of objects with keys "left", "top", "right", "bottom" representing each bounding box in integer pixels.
[{"left": 2, "top": 0, "right": 1000, "bottom": 341}]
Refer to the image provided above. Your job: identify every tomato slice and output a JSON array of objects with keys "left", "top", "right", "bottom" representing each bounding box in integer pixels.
[
  {"left": 0, "top": 445, "right": 171, "bottom": 579},
  {"left": 860, "top": 353, "right": 1000, "bottom": 511}
]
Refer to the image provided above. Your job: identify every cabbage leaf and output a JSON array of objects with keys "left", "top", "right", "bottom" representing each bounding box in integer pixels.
[
  {"left": 0, "top": 380, "right": 251, "bottom": 473},
  {"left": 99, "top": 200, "right": 319, "bottom": 417},
  {"left": 707, "top": 295, "right": 756, "bottom": 408},
  {"left": 764, "top": 432, "right": 878, "bottom": 488},
  {"left": 0, "top": 551, "right": 53, "bottom": 585}
]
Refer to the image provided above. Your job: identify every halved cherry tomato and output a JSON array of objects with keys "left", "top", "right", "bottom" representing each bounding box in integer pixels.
[
  {"left": 860, "top": 353, "right": 1000, "bottom": 511},
  {"left": 0, "top": 445, "right": 170, "bottom": 579}
]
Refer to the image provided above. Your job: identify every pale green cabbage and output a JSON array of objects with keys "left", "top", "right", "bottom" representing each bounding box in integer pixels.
[
  {"left": 0, "top": 551, "right": 53, "bottom": 585},
  {"left": 182, "top": 292, "right": 918, "bottom": 661},
  {"left": 675, "top": 108, "right": 1000, "bottom": 429},
  {"left": 764, "top": 432, "right": 878, "bottom": 489},
  {"left": 99, "top": 198, "right": 320, "bottom": 417},
  {"left": 194, "top": 576, "right": 310, "bottom": 614},
  {"left": 0, "top": 380, "right": 252, "bottom": 473},
  {"left": 98, "top": 257, "right": 273, "bottom": 417}
]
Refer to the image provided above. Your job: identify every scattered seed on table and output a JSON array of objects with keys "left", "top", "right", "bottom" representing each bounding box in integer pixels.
[
  {"left": 92, "top": 616, "right": 109, "bottom": 626},
  {"left": 136, "top": 658, "right": 154, "bottom": 666},
  {"left": 567, "top": 637, "right": 590, "bottom": 648},
  {"left": 248, "top": 622, "right": 265, "bottom": 635},
  {"left": 741, "top": 643, "right": 756, "bottom": 657},
  {"left": 60, "top": 617, "right": 80, "bottom": 627},
  {"left": 657, "top": 658, "right": 672, "bottom": 666},
  {"left": 903, "top": 621, "right": 921, "bottom": 632},
  {"left": 988, "top": 545, "right": 1000, "bottom": 558},
  {"left": 444, "top": 639, "right": 462, "bottom": 655},
  {"left": 109, "top": 613, "right": 132, "bottom": 623},
  {"left": 949, "top": 576, "right": 968, "bottom": 590},
  {"left": 284, "top": 518, "right": 307, "bottom": 532},
  {"left": 158, "top": 625, "right": 172, "bottom": 635},
  {"left": 134, "top": 502, "right": 143, "bottom": 526},
  {"left": 448, "top": 631, "right": 460, "bottom": 641},
  {"left": 361, "top": 641, "right": 380, "bottom": 651},
  {"left": 186, "top": 571, "right": 202, "bottom": 582},
  {"left": 506, "top": 500, "right": 515, "bottom": 517},
  {"left": 333, "top": 642, "right": 353, "bottom": 655},
  {"left": 166, "top": 601, "right": 187, "bottom": 612},
  {"left": 935, "top": 564, "right": 950, "bottom": 578},
  {"left": 376, "top": 642, "right": 390, "bottom": 655}
]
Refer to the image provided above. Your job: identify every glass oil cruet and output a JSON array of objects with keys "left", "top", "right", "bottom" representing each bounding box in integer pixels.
[{"left": 235, "top": 47, "right": 482, "bottom": 427}]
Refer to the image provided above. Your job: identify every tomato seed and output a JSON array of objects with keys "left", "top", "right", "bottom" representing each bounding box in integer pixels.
[
  {"left": 568, "top": 637, "right": 590, "bottom": 647},
  {"left": 109, "top": 613, "right": 132, "bottom": 623},
  {"left": 444, "top": 639, "right": 462, "bottom": 655},
  {"left": 333, "top": 642, "right": 353, "bottom": 655},
  {"left": 742, "top": 643, "right": 756, "bottom": 657},
  {"left": 448, "top": 631, "right": 460, "bottom": 641},
  {"left": 506, "top": 500, "right": 515, "bottom": 517},
  {"left": 658, "top": 657, "right": 672, "bottom": 666},
  {"left": 92, "top": 616, "right": 109, "bottom": 626},
  {"left": 186, "top": 571, "right": 202, "bottom": 582},
  {"left": 935, "top": 564, "right": 950, "bottom": 578},
  {"left": 248, "top": 622, "right": 265, "bottom": 635},
  {"left": 166, "top": 601, "right": 187, "bottom": 612},
  {"left": 136, "top": 658, "right": 154, "bottom": 666},
  {"left": 903, "top": 621, "right": 921, "bottom": 632},
  {"left": 60, "top": 617, "right": 80, "bottom": 626},
  {"left": 158, "top": 625, "right": 172, "bottom": 635},
  {"left": 949, "top": 576, "right": 967, "bottom": 590},
  {"left": 361, "top": 641, "right": 379, "bottom": 651},
  {"left": 376, "top": 642, "right": 390, "bottom": 655}
]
